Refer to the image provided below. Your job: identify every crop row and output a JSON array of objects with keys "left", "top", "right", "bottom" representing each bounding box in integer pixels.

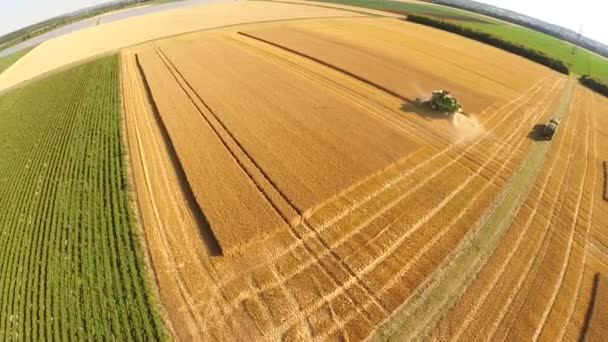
[{"left": 0, "top": 55, "right": 164, "bottom": 340}]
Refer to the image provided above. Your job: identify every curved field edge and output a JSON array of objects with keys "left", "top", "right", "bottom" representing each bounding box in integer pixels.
[
  {"left": 0, "top": 54, "right": 166, "bottom": 340},
  {"left": 0, "top": 47, "right": 35, "bottom": 75}
]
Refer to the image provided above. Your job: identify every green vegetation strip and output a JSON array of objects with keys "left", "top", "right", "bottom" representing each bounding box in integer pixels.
[
  {"left": 580, "top": 75, "right": 608, "bottom": 98},
  {"left": 0, "top": 55, "right": 165, "bottom": 340},
  {"left": 373, "top": 79, "right": 576, "bottom": 341},
  {"left": 0, "top": 46, "right": 35, "bottom": 75}
]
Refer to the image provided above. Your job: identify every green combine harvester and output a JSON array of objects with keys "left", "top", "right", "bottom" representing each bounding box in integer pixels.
[{"left": 416, "top": 90, "right": 463, "bottom": 115}]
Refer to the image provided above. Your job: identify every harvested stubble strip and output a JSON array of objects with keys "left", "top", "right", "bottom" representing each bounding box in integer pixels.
[
  {"left": 503, "top": 134, "right": 587, "bottom": 339},
  {"left": 537, "top": 91, "right": 597, "bottom": 341},
  {"left": 136, "top": 48, "right": 287, "bottom": 255},
  {"left": 445, "top": 102, "right": 579, "bottom": 341},
  {"left": 160, "top": 37, "right": 418, "bottom": 215}
]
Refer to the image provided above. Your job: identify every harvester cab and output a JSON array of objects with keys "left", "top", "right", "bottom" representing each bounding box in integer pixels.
[{"left": 416, "top": 90, "right": 462, "bottom": 115}]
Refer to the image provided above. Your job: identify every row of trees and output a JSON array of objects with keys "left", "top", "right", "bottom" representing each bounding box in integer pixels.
[
  {"left": 579, "top": 75, "right": 608, "bottom": 97},
  {"left": 406, "top": 15, "right": 569, "bottom": 75}
]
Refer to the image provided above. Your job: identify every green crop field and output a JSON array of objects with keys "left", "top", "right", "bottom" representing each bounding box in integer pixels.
[
  {"left": 310, "top": 0, "right": 608, "bottom": 82},
  {"left": 0, "top": 55, "right": 165, "bottom": 340},
  {"left": 0, "top": 47, "right": 34, "bottom": 75}
]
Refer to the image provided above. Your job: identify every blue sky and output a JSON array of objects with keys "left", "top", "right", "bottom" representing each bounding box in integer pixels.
[{"left": 0, "top": 0, "right": 607, "bottom": 45}]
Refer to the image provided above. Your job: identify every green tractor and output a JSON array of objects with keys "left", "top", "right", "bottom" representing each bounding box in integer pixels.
[{"left": 416, "top": 90, "right": 462, "bottom": 115}]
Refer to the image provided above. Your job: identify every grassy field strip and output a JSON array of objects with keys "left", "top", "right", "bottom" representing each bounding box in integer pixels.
[
  {"left": 301, "top": 0, "right": 491, "bottom": 20},
  {"left": 373, "top": 78, "right": 576, "bottom": 341}
]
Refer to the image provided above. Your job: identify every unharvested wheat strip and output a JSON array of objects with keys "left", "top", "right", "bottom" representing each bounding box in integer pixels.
[
  {"left": 126, "top": 50, "right": 239, "bottom": 337},
  {"left": 228, "top": 33, "right": 520, "bottom": 202},
  {"left": 241, "top": 27, "right": 495, "bottom": 112},
  {"left": 128, "top": 48, "right": 260, "bottom": 339},
  {"left": 137, "top": 48, "right": 287, "bottom": 255},
  {"left": 562, "top": 265, "right": 606, "bottom": 341},
  {"left": 228, "top": 33, "right": 501, "bottom": 161},
  {"left": 538, "top": 90, "right": 598, "bottom": 341},
  {"left": 160, "top": 37, "right": 418, "bottom": 213},
  {"left": 154, "top": 46, "right": 301, "bottom": 229},
  {"left": 282, "top": 23, "right": 518, "bottom": 100},
  {"left": 604, "top": 161, "right": 608, "bottom": 201},
  {"left": 292, "top": 19, "right": 542, "bottom": 96},
  {"left": 434, "top": 87, "right": 574, "bottom": 341}
]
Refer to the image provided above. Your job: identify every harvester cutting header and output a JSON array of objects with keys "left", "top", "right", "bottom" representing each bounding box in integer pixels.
[{"left": 416, "top": 90, "right": 463, "bottom": 115}]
